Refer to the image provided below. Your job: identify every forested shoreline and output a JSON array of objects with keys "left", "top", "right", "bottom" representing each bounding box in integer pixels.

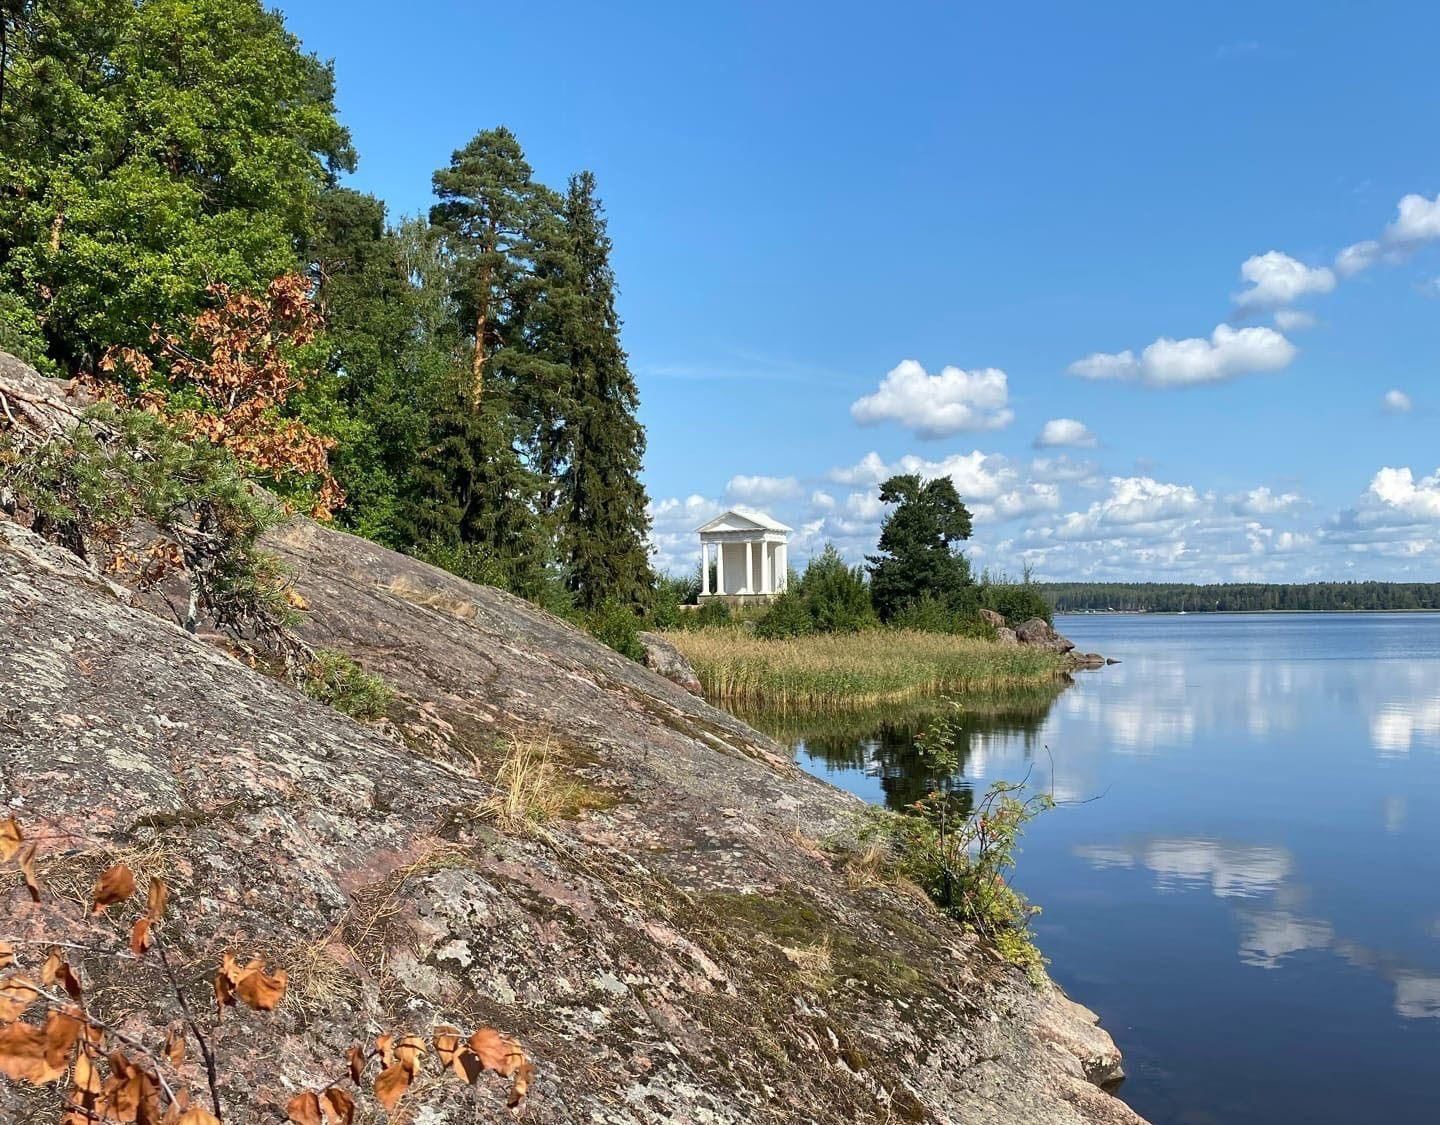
[{"left": 1040, "top": 582, "right": 1440, "bottom": 614}]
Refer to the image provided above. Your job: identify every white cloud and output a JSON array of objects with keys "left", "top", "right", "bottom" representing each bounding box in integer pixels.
[
  {"left": 1034, "top": 418, "right": 1098, "bottom": 449},
  {"left": 1273, "top": 308, "right": 1316, "bottom": 332},
  {"left": 850, "top": 359, "right": 1014, "bottom": 438},
  {"left": 726, "top": 474, "right": 801, "bottom": 503},
  {"left": 1386, "top": 192, "right": 1440, "bottom": 246},
  {"left": 829, "top": 449, "right": 1014, "bottom": 500},
  {"left": 1334, "top": 239, "right": 1381, "bottom": 277},
  {"left": 1233, "top": 486, "right": 1305, "bottom": 516},
  {"left": 1234, "top": 251, "right": 1335, "bottom": 308},
  {"left": 809, "top": 490, "right": 835, "bottom": 510},
  {"left": 1367, "top": 467, "right": 1440, "bottom": 521},
  {"left": 1030, "top": 455, "right": 1103, "bottom": 485},
  {"left": 1069, "top": 324, "right": 1296, "bottom": 387},
  {"left": 1050, "top": 476, "right": 1210, "bottom": 542},
  {"left": 1383, "top": 389, "right": 1413, "bottom": 414}
]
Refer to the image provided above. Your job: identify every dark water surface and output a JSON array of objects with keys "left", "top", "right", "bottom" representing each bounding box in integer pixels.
[{"left": 766, "top": 613, "right": 1440, "bottom": 1125}]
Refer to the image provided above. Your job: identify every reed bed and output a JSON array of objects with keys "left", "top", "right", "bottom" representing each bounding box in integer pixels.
[{"left": 659, "top": 627, "right": 1066, "bottom": 713}]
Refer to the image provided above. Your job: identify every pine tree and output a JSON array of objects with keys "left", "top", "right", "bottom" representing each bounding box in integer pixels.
[
  {"left": 867, "top": 474, "right": 974, "bottom": 621},
  {"left": 552, "top": 172, "right": 652, "bottom": 610}
]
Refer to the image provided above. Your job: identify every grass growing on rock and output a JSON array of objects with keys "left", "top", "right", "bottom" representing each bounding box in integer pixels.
[
  {"left": 302, "top": 647, "right": 393, "bottom": 721},
  {"left": 659, "top": 627, "right": 1066, "bottom": 712},
  {"left": 478, "top": 736, "right": 617, "bottom": 834}
]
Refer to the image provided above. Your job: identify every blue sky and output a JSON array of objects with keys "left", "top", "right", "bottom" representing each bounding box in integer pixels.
[{"left": 282, "top": 0, "right": 1440, "bottom": 581}]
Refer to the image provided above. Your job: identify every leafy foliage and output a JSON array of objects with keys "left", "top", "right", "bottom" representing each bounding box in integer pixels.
[
  {"left": 0, "top": 816, "right": 535, "bottom": 1121},
  {"left": 979, "top": 581, "right": 1053, "bottom": 626},
  {"left": 867, "top": 475, "right": 975, "bottom": 622},
  {"left": 0, "top": 0, "right": 353, "bottom": 369},
  {"left": 857, "top": 714, "right": 1054, "bottom": 980},
  {"left": 302, "top": 649, "right": 393, "bottom": 722},
  {"left": 98, "top": 275, "right": 343, "bottom": 519},
  {"left": 0, "top": 403, "right": 297, "bottom": 654},
  {"left": 582, "top": 597, "right": 647, "bottom": 662}
]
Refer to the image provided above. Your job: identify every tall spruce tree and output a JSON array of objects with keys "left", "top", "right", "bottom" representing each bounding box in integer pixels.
[{"left": 552, "top": 172, "right": 652, "bottom": 609}]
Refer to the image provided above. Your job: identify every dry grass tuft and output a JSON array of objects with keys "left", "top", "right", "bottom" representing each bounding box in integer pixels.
[
  {"left": 781, "top": 934, "right": 834, "bottom": 990},
  {"left": 842, "top": 843, "right": 892, "bottom": 890},
  {"left": 477, "top": 737, "right": 605, "bottom": 836},
  {"left": 384, "top": 574, "right": 479, "bottom": 622}
]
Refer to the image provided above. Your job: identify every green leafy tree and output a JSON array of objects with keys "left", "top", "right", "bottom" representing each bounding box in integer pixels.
[
  {"left": 866, "top": 474, "right": 975, "bottom": 621},
  {"left": 0, "top": 0, "right": 353, "bottom": 370}
]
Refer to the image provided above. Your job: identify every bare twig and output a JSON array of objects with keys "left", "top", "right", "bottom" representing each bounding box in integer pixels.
[{"left": 153, "top": 933, "right": 225, "bottom": 1122}]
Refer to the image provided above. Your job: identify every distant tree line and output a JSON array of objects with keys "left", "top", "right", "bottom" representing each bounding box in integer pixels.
[
  {"left": 1038, "top": 582, "right": 1440, "bottom": 614},
  {"left": 0, "top": 0, "right": 651, "bottom": 623}
]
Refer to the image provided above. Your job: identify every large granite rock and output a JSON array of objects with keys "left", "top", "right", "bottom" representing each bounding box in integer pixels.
[
  {"left": 638, "top": 629, "right": 703, "bottom": 695},
  {"left": 0, "top": 354, "right": 1143, "bottom": 1125}
]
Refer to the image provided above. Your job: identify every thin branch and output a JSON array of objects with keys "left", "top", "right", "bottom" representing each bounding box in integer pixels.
[{"left": 153, "top": 933, "right": 225, "bottom": 1122}]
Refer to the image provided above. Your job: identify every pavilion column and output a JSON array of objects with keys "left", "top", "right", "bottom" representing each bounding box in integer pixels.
[
  {"left": 777, "top": 542, "right": 788, "bottom": 591},
  {"left": 700, "top": 542, "right": 711, "bottom": 595},
  {"left": 760, "top": 541, "right": 772, "bottom": 595},
  {"left": 745, "top": 539, "right": 756, "bottom": 594},
  {"left": 715, "top": 541, "right": 726, "bottom": 595}
]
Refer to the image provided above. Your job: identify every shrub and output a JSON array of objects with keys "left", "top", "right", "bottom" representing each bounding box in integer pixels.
[
  {"left": 754, "top": 588, "right": 813, "bottom": 638},
  {"left": 302, "top": 648, "right": 393, "bottom": 721},
  {"left": 0, "top": 292, "right": 57, "bottom": 376},
  {"left": 418, "top": 539, "right": 573, "bottom": 616},
  {"left": 1, "top": 404, "right": 297, "bottom": 658},
  {"left": 980, "top": 582, "right": 1053, "bottom": 626},
  {"left": 889, "top": 593, "right": 961, "bottom": 634},
  {"left": 647, "top": 572, "right": 698, "bottom": 629},
  {"left": 583, "top": 597, "right": 647, "bottom": 662},
  {"left": 799, "top": 544, "right": 877, "bottom": 633},
  {"left": 857, "top": 779, "right": 1052, "bottom": 981}
]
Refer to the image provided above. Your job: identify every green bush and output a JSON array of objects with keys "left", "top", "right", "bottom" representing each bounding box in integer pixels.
[
  {"left": 584, "top": 597, "right": 647, "bottom": 662},
  {"left": 418, "top": 539, "right": 575, "bottom": 617},
  {"left": 800, "top": 545, "right": 878, "bottom": 633},
  {"left": 0, "top": 293, "right": 57, "bottom": 376},
  {"left": 889, "top": 593, "right": 961, "bottom": 634},
  {"left": 303, "top": 648, "right": 393, "bottom": 720},
  {"left": 980, "top": 583, "right": 1053, "bottom": 626},
  {"left": 754, "top": 588, "right": 813, "bottom": 638},
  {"left": 647, "top": 572, "right": 698, "bottom": 629}
]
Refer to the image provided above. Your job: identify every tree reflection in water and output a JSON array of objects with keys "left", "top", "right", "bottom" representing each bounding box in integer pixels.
[{"left": 739, "top": 682, "right": 1067, "bottom": 813}]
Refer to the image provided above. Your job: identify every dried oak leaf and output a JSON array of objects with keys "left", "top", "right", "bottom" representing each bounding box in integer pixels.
[
  {"left": 467, "top": 1028, "right": 524, "bottom": 1076},
  {"left": 0, "top": 817, "right": 20, "bottom": 862},
  {"left": 130, "top": 917, "right": 153, "bottom": 957},
  {"left": 42, "top": 1006, "right": 83, "bottom": 1072},
  {"left": 0, "top": 974, "right": 40, "bottom": 1020},
  {"left": 146, "top": 877, "right": 170, "bottom": 922},
  {"left": 394, "top": 1034, "right": 425, "bottom": 1076},
  {"left": 373, "top": 1062, "right": 411, "bottom": 1112},
  {"left": 0, "top": 1020, "right": 51, "bottom": 1083},
  {"left": 164, "top": 1024, "right": 186, "bottom": 1066},
  {"left": 374, "top": 1032, "right": 395, "bottom": 1067},
  {"left": 215, "top": 953, "right": 287, "bottom": 1014},
  {"left": 433, "top": 1027, "right": 478, "bottom": 1083},
  {"left": 345, "top": 1044, "right": 366, "bottom": 1085},
  {"left": 42, "top": 950, "right": 84, "bottom": 1001},
  {"left": 285, "top": 1090, "right": 323, "bottom": 1125},
  {"left": 91, "top": 863, "right": 137, "bottom": 913},
  {"left": 17, "top": 843, "right": 41, "bottom": 901},
  {"left": 320, "top": 1086, "right": 355, "bottom": 1125},
  {"left": 174, "top": 1110, "right": 221, "bottom": 1125}
]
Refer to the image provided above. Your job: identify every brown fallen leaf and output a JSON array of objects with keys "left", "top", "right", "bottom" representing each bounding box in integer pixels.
[
  {"left": 374, "top": 1061, "right": 411, "bottom": 1112},
  {"left": 321, "top": 1086, "right": 355, "bottom": 1125},
  {"left": 233, "top": 960, "right": 287, "bottom": 1011},
  {"left": 17, "top": 842, "right": 41, "bottom": 901},
  {"left": 130, "top": 916, "right": 153, "bottom": 957},
  {"left": 345, "top": 1044, "right": 366, "bottom": 1085},
  {"left": 0, "top": 1020, "right": 51, "bottom": 1084},
  {"left": 509, "top": 1058, "right": 536, "bottom": 1108},
  {"left": 146, "top": 876, "right": 170, "bottom": 922},
  {"left": 0, "top": 974, "right": 40, "bottom": 1021},
  {"left": 91, "top": 863, "right": 137, "bottom": 913},
  {"left": 164, "top": 1024, "right": 186, "bottom": 1066},
  {"left": 42, "top": 950, "right": 83, "bottom": 1001},
  {"left": 175, "top": 1109, "right": 221, "bottom": 1125},
  {"left": 0, "top": 817, "right": 20, "bottom": 863},
  {"left": 285, "top": 1090, "right": 323, "bottom": 1125}
]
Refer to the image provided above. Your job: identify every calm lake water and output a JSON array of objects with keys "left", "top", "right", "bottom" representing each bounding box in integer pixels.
[{"left": 767, "top": 613, "right": 1440, "bottom": 1125}]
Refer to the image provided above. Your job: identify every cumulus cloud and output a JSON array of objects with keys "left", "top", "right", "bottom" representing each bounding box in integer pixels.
[
  {"left": 1069, "top": 324, "right": 1296, "bottom": 387},
  {"left": 1234, "top": 251, "right": 1336, "bottom": 309},
  {"left": 850, "top": 359, "right": 1013, "bottom": 438},
  {"left": 1366, "top": 467, "right": 1440, "bottom": 521},
  {"left": 1049, "top": 476, "right": 1210, "bottom": 541},
  {"left": 1273, "top": 309, "right": 1316, "bottom": 332},
  {"left": 1383, "top": 389, "right": 1413, "bottom": 414},
  {"left": 1334, "top": 239, "right": 1381, "bottom": 277},
  {"left": 1034, "top": 418, "right": 1098, "bottom": 449},
  {"left": 1030, "top": 455, "right": 1102, "bottom": 485},
  {"left": 1386, "top": 192, "right": 1440, "bottom": 246},
  {"left": 828, "top": 449, "right": 1013, "bottom": 500},
  {"left": 726, "top": 473, "right": 801, "bottom": 503},
  {"left": 1233, "top": 486, "right": 1305, "bottom": 516}
]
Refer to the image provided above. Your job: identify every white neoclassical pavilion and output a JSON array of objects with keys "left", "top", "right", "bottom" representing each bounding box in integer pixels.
[{"left": 696, "top": 510, "right": 791, "bottom": 601}]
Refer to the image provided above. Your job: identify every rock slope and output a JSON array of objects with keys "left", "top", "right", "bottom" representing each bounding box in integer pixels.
[{"left": 0, "top": 356, "right": 1144, "bottom": 1124}]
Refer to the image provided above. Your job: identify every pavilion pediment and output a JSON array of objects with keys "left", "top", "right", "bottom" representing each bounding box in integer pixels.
[{"left": 694, "top": 508, "right": 791, "bottom": 536}]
